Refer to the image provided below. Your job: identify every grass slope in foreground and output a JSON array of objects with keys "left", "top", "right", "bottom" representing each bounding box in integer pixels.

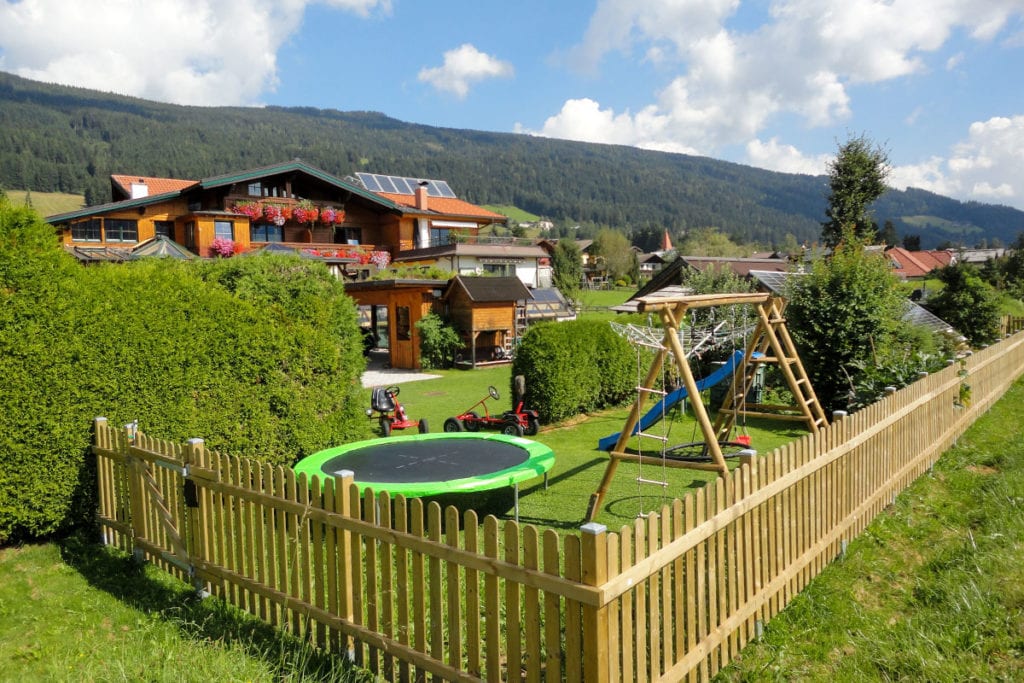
[{"left": 717, "top": 379, "right": 1024, "bottom": 681}]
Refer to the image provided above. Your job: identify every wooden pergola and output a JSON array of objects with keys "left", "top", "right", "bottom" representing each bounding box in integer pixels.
[{"left": 585, "top": 291, "right": 828, "bottom": 522}]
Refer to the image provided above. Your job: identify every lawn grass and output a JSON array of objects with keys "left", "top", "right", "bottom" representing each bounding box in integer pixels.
[
  {"left": 360, "top": 362, "right": 806, "bottom": 532},
  {"left": 715, "top": 378, "right": 1024, "bottom": 681},
  {"left": 578, "top": 287, "right": 634, "bottom": 310}
]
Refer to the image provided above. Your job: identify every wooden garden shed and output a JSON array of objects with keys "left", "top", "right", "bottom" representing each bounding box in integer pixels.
[
  {"left": 443, "top": 275, "right": 532, "bottom": 368},
  {"left": 343, "top": 278, "right": 445, "bottom": 370}
]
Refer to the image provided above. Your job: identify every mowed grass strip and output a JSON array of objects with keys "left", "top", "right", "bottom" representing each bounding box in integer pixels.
[{"left": 716, "top": 378, "right": 1024, "bottom": 681}]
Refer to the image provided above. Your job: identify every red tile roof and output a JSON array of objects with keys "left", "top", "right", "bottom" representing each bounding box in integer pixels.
[
  {"left": 111, "top": 174, "right": 196, "bottom": 198},
  {"left": 373, "top": 192, "right": 506, "bottom": 221},
  {"left": 886, "top": 248, "right": 953, "bottom": 279}
]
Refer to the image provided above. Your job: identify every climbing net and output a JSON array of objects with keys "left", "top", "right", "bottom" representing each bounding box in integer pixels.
[
  {"left": 616, "top": 306, "right": 758, "bottom": 517},
  {"left": 610, "top": 306, "right": 757, "bottom": 360}
]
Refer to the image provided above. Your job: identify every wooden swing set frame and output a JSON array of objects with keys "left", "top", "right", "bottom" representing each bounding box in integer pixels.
[{"left": 584, "top": 291, "right": 829, "bottom": 523}]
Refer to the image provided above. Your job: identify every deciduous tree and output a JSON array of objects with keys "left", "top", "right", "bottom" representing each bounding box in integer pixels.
[{"left": 925, "top": 262, "right": 1002, "bottom": 346}]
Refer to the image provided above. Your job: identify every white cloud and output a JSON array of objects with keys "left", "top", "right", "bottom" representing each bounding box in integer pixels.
[
  {"left": 567, "top": 0, "right": 740, "bottom": 74},
  {"left": 417, "top": 44, "right": 513, "bottom": 99},
  {"left": 0, "top": 0, "right": 391, "bottom": 106},
  {"left": 889, "top": 116, "right": 1024, "bottom": 209},
  {"left": 531, "top": 0, "right": 1024, "bottom": 165},
  {"left": 746, "top": 138, "right": 831, "bottom": 176},
  {"left": 515, "top": 97, "right": 698, "bottom": 154}
]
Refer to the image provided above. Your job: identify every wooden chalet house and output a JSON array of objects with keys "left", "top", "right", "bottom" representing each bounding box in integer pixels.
[
  {"left": 48, "top": 161, "right": 401, "bottom": 273},
  {"left": 46, "top": 161, "right": 514, "bottom": 272}
]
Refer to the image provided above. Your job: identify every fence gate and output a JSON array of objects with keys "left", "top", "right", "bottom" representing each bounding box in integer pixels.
[{"left": 95, "top": 418, "right": 201, "bottom": 586}]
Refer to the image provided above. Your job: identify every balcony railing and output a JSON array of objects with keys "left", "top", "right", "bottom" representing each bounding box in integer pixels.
[
  {"left": 248, "top": 241, "right": 379, "bottom": 260},
  {"left": 454, "top": 235, "right": 539, "bottom": 247}
]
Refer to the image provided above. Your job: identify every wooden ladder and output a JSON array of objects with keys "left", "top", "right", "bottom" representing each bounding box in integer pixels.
[{"left": 713, "top": 296, "right": 828, "bottom": 441}]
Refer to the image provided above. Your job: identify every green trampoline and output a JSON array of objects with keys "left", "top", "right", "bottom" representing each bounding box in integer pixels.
[{"left": 294, "top": 433, "right": 554, "bottom": 511}]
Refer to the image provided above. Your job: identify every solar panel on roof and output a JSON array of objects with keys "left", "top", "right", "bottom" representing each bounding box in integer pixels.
[
  {"left": 355, "top": 173, "right": 382, "bottom": 192},
  {"left": 354, "top": 172, "right": 459, "bottom": 198},
  {"left": 430, "top": 180, "right": 457, "bottom": 198}
]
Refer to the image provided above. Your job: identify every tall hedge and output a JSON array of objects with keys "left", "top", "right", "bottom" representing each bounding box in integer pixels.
[
  {"left": 0, "top": 200, "right": 367, "bottom": 544},
  {"left": 511, "top": 319, "right": 634, "bottom": 423}
]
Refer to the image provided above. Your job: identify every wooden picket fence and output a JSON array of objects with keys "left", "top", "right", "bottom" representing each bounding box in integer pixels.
[
  {"left": 1001, "top": 315, "right": 1024, "bottom": 336},
  {"left": 94, "top": 325, "right": 1024, "bottom": 682}
]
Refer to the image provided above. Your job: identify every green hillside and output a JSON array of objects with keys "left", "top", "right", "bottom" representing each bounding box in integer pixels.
[
  {"left": 484, "top": 204, "right": 540, "bottom": 223},
  {"left": 1, "top": 71, "right": 1022, "bottom": 248},
  {"left": 4, "top": 190, "right": 84, "bottom": 216}
]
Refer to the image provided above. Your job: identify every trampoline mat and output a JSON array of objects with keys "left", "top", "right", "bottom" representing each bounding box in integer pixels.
[{"left": 319, "top": 438, "right": 532, "bottom": 483}]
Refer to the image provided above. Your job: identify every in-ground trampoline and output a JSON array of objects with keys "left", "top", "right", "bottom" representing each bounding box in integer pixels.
[{"left": 293, "top": 432, "right": 555, "bottom": 519}]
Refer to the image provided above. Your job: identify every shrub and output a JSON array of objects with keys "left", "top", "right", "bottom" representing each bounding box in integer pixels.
[
  {"left": 786, "top": 231, "right": 906, "bottom": 413},
  {"left": 512, "top": 320, "right": 633, "bottom": 423},
  {"left": 0, "top": 204, "right": 366, "bottom": 544},
  {"left": 924, "top": 262, "right": 1002, "bottom": 347},
  {"left": 415, "top": 312, "right": 462, "bottom": 369}
]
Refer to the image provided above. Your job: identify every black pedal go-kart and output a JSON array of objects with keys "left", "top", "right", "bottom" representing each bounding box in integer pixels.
[{"left": 366, "top": 385, "right": 428, "bottom": 437}]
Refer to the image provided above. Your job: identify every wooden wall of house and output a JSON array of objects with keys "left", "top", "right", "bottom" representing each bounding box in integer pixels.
[
  {"left": 60, "top": 197, "right": 191, "bottom": 247},
  {"left": 446, "top": 286, "right": 516, "bottom": 334},
  {"left": 387, "top": 290, "right": 434, "bottom": 370}
]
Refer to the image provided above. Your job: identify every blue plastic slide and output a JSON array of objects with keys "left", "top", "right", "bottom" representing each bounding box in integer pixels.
[{"left": 597, "top": 349, "right": 747, "bottom": 451}]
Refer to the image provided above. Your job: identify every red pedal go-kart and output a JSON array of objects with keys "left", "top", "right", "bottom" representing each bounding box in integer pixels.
[
  {"left": 367, "top": 385, "right": 428, "bottom": 437},
  {"left": 443, "top": 385, "right": 540, "bottom": 437}
]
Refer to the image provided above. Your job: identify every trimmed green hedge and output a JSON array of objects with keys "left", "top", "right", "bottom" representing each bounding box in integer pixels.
[
  {"left": 511, "top": 319, "right": 634, "bottom": 423},
  {"left": 0, "top": 200, "right": 367, "bottom": 544}
]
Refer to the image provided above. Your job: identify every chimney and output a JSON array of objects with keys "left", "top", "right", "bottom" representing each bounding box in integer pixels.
[
  {"left": 130, "top": 180, "right": 149, "bottom": 199},
  {"left": 415, "top": 181, "right": 429, "bottom": 210}
]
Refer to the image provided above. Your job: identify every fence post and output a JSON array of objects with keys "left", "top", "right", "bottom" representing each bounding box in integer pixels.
[
  {"left": 124, "top": 421, "right": 145, "bottom": 564},
  {"left": 580, "top": 522, "right": 609, "bottom": 683},
  {"left": 185, "top": 438, "right": 211, "bottom": 598},
  {"left": 739, "top": 449, "right": 758, "bottom": 478},
  {"left": 336, "top": 470, "right": 356, "bottom": 662},
  {"left": 93, "top": 417, "right": 110, "bottom": 545}
]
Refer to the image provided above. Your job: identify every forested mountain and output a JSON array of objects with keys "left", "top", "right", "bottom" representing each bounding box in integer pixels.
[{"left": 1, "top": 71, "right": 1021, "bottom": 249}]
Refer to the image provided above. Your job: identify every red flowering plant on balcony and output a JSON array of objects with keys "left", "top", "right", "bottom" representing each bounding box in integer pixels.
[
  {"left": 292, "top": 200, "right": 320, "bottom": 225},
  {"left": 302, "top": 248, "right": 369, "bottom": 261},
  {"left": 262, "top": 203, "right": 290, "bottom": 226},
  {"left": 231, "top": 201, "right": 263, "bottom": 220}
]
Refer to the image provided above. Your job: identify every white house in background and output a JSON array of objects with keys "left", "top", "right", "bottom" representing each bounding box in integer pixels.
[
  {"left": 392, "top": 241, "right": 551, "bottom": 288},
  {"left": 639, "top": 252, "right": 668, "bottom": 279}
]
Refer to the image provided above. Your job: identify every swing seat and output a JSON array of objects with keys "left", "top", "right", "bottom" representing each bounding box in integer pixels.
[{"left": 736, "top": 434, "right": 751, "bottom": 446}]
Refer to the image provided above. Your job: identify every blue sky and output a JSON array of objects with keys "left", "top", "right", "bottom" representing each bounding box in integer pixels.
[{"left": 2, "top": 0, "right": 1024, "bottom": 209}]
